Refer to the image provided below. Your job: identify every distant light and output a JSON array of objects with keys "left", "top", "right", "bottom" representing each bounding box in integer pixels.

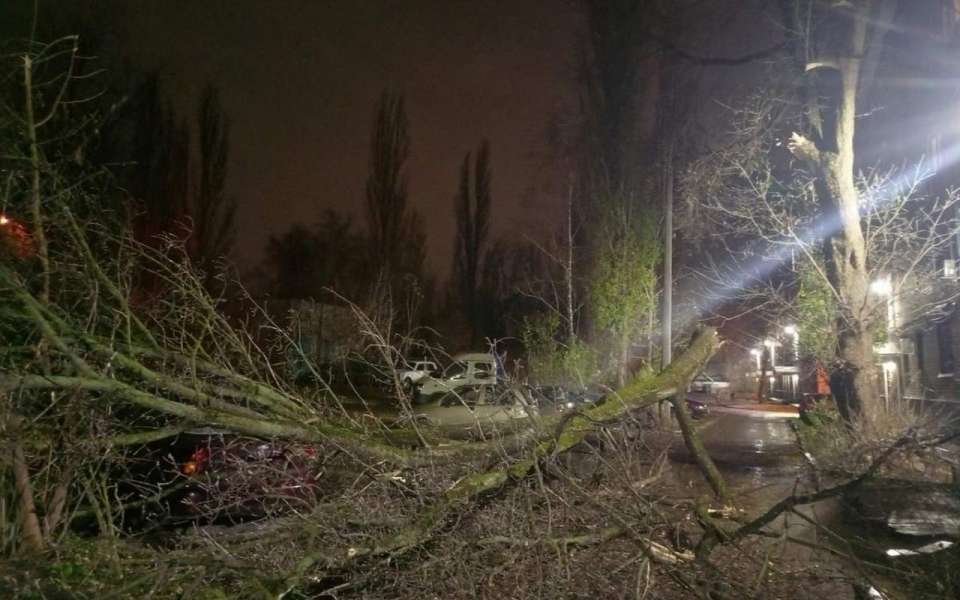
[
  {"left": 871, "top": 277, "right": 892, "bottom": 296},
  {"left": 0, "top": 215, "right": 8, "bottom": 225},
  {"left": 944, "top": 259, "right": 957, "bottom": 279},
  {"left": 784, "top": 325, "right": 797, "bottom": 335}
]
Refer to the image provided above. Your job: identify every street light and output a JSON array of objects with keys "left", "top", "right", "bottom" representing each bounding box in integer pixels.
[
  {"left": 870, "top": 277, "right": 892, "bottom": 296},
  {"left": 763, "top": 338, "right": 777, "bottom": 368},
  {"left": 784, "top": 325, "right": 799, "bottom": 364},
  {"left": 870, "top": 275, "right": 899, "bottom": 340},
  {"left": 882, "top": 360, "right": 898, "bottom": 408}
]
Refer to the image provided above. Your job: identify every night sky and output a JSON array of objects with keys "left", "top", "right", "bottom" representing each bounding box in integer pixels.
[{"left": 9, "top": 1, "right": 585, "bottom": 277}]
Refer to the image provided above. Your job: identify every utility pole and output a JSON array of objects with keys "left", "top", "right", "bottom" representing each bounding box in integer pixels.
[{"left": 661, "top": 152, "right": 673, "bottom": 369}]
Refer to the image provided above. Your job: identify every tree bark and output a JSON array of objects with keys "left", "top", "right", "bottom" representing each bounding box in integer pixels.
[
  {"left": 787, "top": 2, "right": 895, "bottom": 430},
  {"left": 670, "top": 394, "right": 731, "bottom": 504},
  {"left": 287, "top": 327, "right": 720, "bottom": 582},
  {"left": 12, "top": 442, "right": 44, "bottom": 552}
]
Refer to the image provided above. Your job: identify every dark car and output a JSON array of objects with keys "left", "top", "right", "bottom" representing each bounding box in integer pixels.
[
  {"left": 685, "top": 396, "right": 710, "bottom": 419},
  {"left": 172, "top": 429, "right": 324, "bottom": 520},
  {"left": 526, "top": 384, "right": 606, "bottom": 412},
  {"left": 670, "top": 394, "right": 710, "bottom": 419}
]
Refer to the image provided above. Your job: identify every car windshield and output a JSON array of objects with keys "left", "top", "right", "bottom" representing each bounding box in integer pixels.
[{"left": 444, "top": 362, "right": 467, "bottom": 378}]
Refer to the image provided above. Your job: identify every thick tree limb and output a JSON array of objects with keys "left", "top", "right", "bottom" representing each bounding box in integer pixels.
[
  {"left": 670, "top": 395, "right": 730, "bottom": 504},
  {"left": 285, "top": 328, "right": 720, "bottom": 584},
  {"left": 11, "top": 441, "right": 44, "bottom": 552}
]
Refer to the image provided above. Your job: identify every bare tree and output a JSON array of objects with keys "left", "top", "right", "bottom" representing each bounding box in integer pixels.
[
  {"left": 453, "top": 139, "right": 493, "bottom": 345},
  {"left": 365, "top": 89, "right": 411, "bottom": 276},
  {"left": 683, "top": 0, "right": 960, "bottom": 428},
  {"left": 190, "top": 84, "right": 236, "bottom": 275},
  {"left": 363, "top": 89, "right": 427, "bottom": 333}
]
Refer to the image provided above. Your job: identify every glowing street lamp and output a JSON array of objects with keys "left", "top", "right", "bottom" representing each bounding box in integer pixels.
[
  {"left": 870, "top": 275, "right": 899, "bottom": 336},
  {"left": 763, "top": 339, "right": 777, "bottom": 368},
  {"left": 784, "top": 325, "right": 799, "bottom": 363},
  {"left": 870, "top": 277, "right": 892, "bottom": 296},
  {"left": 882, "top": 360, "right": 898, "bottom": 408}
]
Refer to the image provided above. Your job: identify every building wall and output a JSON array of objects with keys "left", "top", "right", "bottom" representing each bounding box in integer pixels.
[{"left": 908, "top": 306, "right": 960, "bottom": 401}]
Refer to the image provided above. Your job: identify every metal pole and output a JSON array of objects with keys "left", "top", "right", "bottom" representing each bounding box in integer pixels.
[{"left": 662, "top": 153, "right": 673, "bottom": 368}]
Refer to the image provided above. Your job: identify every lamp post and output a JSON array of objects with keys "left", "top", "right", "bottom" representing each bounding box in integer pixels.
[{"left": 871, "top": 276, "right": 900, "bottom": 403}]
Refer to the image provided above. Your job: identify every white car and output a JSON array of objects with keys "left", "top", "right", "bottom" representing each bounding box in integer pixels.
[
  {"left": 416, "top": 353, "right": 498, "bottom": 402},
  {"left": 399, "top": 360, "right": 439, "bottom": 390},
  {"left": 690, "top": 373, "right": 730, "bottom": 395}
]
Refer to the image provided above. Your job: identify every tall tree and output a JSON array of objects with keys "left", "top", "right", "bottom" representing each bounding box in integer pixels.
[
  {"left": 589, "top": 193, "right": 660, "bottom": 386},
  {"left": 683, "top": 1, "right": 960, "bottom": 430},
  {"left": 453, "top": 140, "right": 493, "bottom": 345},
  {"left": 265, "top": 210, "right": 368, "bottom": 300},
  {"left": 365, "top": 90, "right": 412, "bottom": 277},
  {"left": 105, "top": 78, "right": 233, "bottom": 276},
  {"left": 783, "top": 0, "right": 897, "bottom": 427},
  {"left": 190, "top": 84, "right": 235, "bottom": 272},
  {"left": 363, "top": 89, "right": 428, "bottom": 332}
]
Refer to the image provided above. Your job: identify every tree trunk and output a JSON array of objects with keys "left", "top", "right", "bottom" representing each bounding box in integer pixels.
[
  {"left": 662, "top": 152, "right": 673, "bottom": 368},
  {"left": 618, "top": 331, "right": 629, "bottom": 388},
  {"left": 566, "top": 185, "right": 576, "bottom": 341},
  {"left": 670, "top": 395, "right": 730, "bottom": 505},
  {"left": 818, "top": 14, "right": 881, "bottom": 430},
  {"left": 12, "top": 442, "right": 44, "bottom": 552},
  {"left": 787, "top": 2, "right": 894, "bottom": 430}
]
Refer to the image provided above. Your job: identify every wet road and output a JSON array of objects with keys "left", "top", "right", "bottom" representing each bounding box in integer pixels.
[{"left": 672, "top": 411, "right": 801, "bottom": 468}]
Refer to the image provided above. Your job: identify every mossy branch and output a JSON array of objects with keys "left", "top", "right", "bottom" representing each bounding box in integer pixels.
[{"left": 287, "top": 327, "right": 720, "bottom": 583}]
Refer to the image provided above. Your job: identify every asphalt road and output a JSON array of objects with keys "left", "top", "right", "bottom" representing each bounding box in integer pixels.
[{"left": 671, "top": 411, "right": 801, "bottom": 468}]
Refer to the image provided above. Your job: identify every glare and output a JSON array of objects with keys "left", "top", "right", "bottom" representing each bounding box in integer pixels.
[
  {"left": 0, "top": 215, "right": 8, "bottom": 225},
  {"left": 871, "top": 277, "right": 892, "bottom": 296},
  {"left": 783, "top": 325, "right": 797, "bottom": 335}
]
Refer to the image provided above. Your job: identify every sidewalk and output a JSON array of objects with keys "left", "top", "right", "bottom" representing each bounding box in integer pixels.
[{"left": 714, "top": 401, "right": 800, "bottom": 419}]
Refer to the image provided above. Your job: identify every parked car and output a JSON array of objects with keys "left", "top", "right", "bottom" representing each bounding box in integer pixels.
[
  {"left": 414, "top": 384, "right": 538, "bottom": 429},
  {"left": 684, "top": 396, "right": 710, "bottom": 419},
  {"left": 668, "top": 393, "right": 710, "bottom": 420},
  {"left": 399, "top": 359, "right": 439, "bottom": 391},
  {"left": 173, "top": 429, "right": 323, "bottom": 520},
  {"left": 415, "top": 352, "right": 498, "bottom": 403},
  {"left": 690, "top": 373, "right": 730, "bottom": 395},
  {"left": 527, "top": 384, "right": 606, "bottom": 412}
]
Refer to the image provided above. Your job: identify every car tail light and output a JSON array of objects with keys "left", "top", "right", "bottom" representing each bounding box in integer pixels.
[{"left": 182, "top": 447, "right": 209, "bottom": 475}]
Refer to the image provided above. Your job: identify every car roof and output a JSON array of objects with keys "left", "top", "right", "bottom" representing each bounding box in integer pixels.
[{"left": 452, "top": 352, "right": 496, "bottom": 362}]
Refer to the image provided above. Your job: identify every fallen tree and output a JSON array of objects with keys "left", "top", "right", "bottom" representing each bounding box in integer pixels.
[
  {"left": 2, "top": 156, "right": 725, "bottom": 558},
  {"left": 5, "top": 34, "right": 957, "bottom": 600}
]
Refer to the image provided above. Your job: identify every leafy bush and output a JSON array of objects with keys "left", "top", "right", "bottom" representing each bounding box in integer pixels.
[{"left": 520, "top": 313, "right": 599, "bottom": 387}]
